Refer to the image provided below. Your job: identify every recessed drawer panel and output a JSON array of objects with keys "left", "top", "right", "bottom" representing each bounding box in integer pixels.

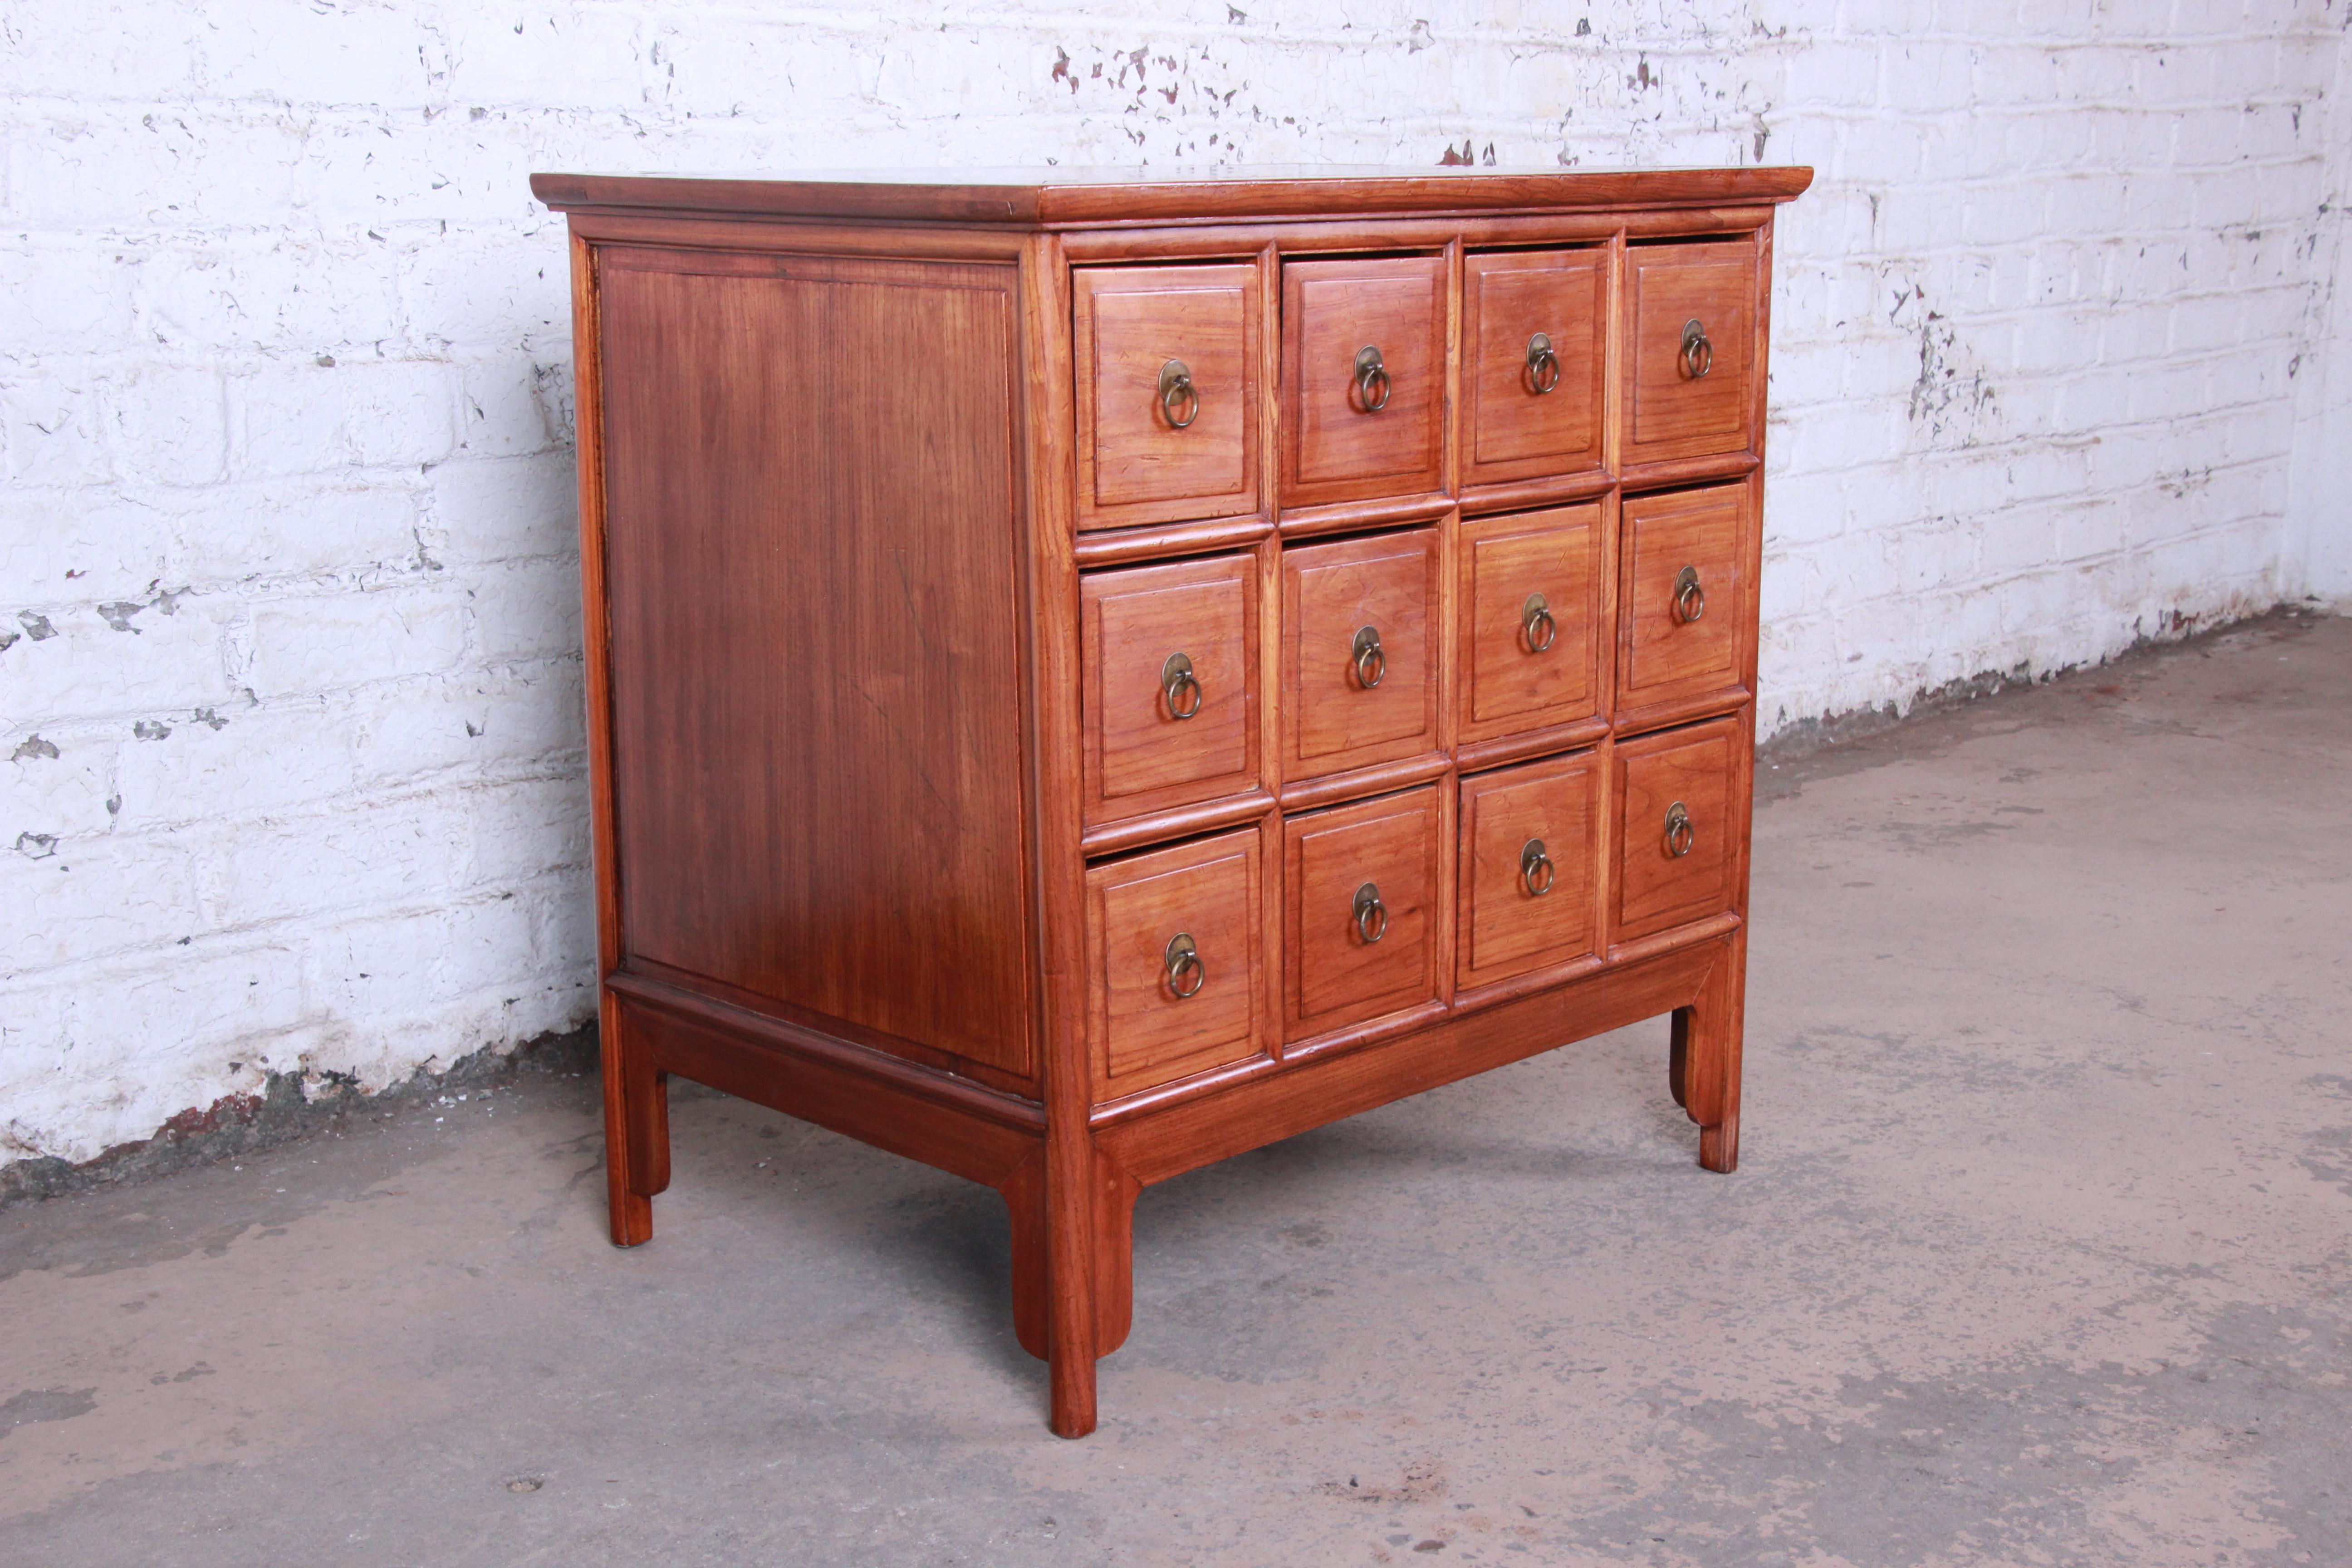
[
  {"left": 1624, "top": 240, "right": 1757, "bottom": 466},
  {"left": 1283, "top": 528, "right": 1440, "bottom": 781},
  {"left": 1088, "top": 827, "right": 1269, "bottom": 1096},
  {"left": 1463, "top": 248, "right": 1607, "bottom": 486},
  {"left": 1617, "top": 483, "right": 1749, "bottom": 717},
  {"left": 1458, "top": 750, "right": 1603, "bottom": 990},
  {"left": 1074, "top": 263, "right": 1262, "bottom": 530},
  {"left": 1460, "top": 502, "right": 1607, "bottom": 743},
  {"left": 1285, "top": 786, "right": 1443, "bottom": 1039},
  {"left": 1081, "top": 553, "right": 1260, "bottom": 827},
  {"left": 1614, "top": 717, "right": 1742, "bottom": 944},
  {"left": 1281, "top": 255, "right": 1447, "bottom": 507}
]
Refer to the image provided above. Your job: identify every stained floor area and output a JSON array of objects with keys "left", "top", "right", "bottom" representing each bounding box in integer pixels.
[{"left": 5, "top": 611, "right": 2348, "bottom": 1567}]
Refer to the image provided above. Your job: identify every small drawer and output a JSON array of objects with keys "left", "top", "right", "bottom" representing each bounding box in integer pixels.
[
  {"left": 1614, "top": 717, "right": 1743, "bottom": 945},
  {"left": 1462, "top": 248, "right": 1607, "bottom": 487},
  {"left": 1617, "top": 483, "right": 1749, "bottom": 718},
  {"left": 1280, "top": 255, "right": 1447, "bottom": 508},
  {"left": 1073, "top": 263, "right": 1262, "bottom": 531},
  {"left": 1623, "top": 240, "right": 1758, "bottom": 467},
  {"left": 1459, "top": 502, "right": 1607, "bottom": 744},
  {"left": 1081, "top": 553, "right": 1261, "bottom": 828},
  {"left": 1087, "top": 827, "right": 1269, "bottom": 1096},
  {"left": 1283, "top": 528, "right": 1440, "bottom": 781},
  {"left": 1285, "top": 785, "right": 1443, "bottom": 1039},
  {"left": 1457, "top": 750, "right": 1602, "bottom": 990}
]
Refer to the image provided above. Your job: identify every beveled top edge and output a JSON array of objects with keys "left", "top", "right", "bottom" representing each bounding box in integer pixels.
[{"left": 529, "top": 166, "right": 1814, "bottom": 226}]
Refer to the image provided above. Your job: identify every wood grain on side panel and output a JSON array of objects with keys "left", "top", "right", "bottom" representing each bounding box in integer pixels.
[{"left": 597, "top": 251, "right": 1034, "bottom": 1077}]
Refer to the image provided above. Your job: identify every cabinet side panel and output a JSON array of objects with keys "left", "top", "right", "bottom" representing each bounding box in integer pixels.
[{"left": 598, "top": 253, "right": 1033, "bottom": 1077}]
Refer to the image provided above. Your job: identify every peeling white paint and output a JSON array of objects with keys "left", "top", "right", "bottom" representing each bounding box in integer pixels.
[{"left": 2, "top": 2, "right": 2349, "bottom": 1167}]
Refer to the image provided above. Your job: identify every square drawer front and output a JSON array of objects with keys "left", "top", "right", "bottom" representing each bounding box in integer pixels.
[
  {"left": 1281, "top": 255, "right": 1447, "bottom": 507},
  {"left": 1614, "top": 717, "right": 1742, "bottom": 944},
  {"left": 1087, "top": 826, "right": 1269, "bottom": 1097},
  {"left": 1458, "top": 751, "right": 1603, "bottom": 990},
  {"left": 1284, "top": 528, "right": 1440, "bottom": 781},
  {"left": 1081, "top": 553, "right": 1260, "bottom": 827},
  {"left": 1463, "top": 249, "right": 1607, "bottom": 487},
  {"left": 1617, "top": 483, "right": 1749, "bottom": 717},
  {"left": 1285, "top": 785, "right": 1442, "bottom": 1039},
  {"left": 1624, "top": 240, "right": 1757, "bottom": 466},
  {"left": 1074, "top": 263, "right": 1262, "bottom": 530},
  {"left": 1460, "top": 502, "right": 1607, "bottom": 743}
]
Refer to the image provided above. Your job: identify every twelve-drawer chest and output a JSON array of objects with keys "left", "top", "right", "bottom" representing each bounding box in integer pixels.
[{"left": 532, "top": 166, "right": 1813, "bottom": 1436}]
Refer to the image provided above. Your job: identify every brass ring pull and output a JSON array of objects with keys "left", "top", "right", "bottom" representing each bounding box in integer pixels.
[
  {"left": 1352, "top": 345, "right": 1391, "bottom": 412},
  {"left": 1664, "top": 801, "right": 1695, "bottom": 859},
  {"left": 1352, "top": 882, "right": 1388, "bottom": 944},
  {"left": 1520, "top": 838, "right": 1556, "bottom": 897},
  {"left": 1679, "top": 318, "right": 1714, "bottom": 380},
  {"left": 1351, "top": 625, "right": 1386, "bottom": 689},
  {"left": 1164, "top": 932, "right": 1205, "bottom": 999},
  {"left": 1525, "top": 332, "right": 1561, "bottom": 395},
  {"left": 1160, "top": 651, "right": 1203, "bottom": 720},
  {"left": 1521, "top": 592, "right": 1557, "bottom": 653},
  {"left": 1157, "top": 359, "right": 1200, "bottom": 429},
  {"left": 1672, "top": 565, "right": 1706, "bottom": 625}
]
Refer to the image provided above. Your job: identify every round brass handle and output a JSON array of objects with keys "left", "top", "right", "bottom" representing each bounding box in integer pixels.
[
  {"left": 1351, "top": 625, "right": 1386, "bottom": 689},
  {"left": 1352, "top": 882, "right": 1389, "bottom": 944},
  {"left": 1520, "top": 838, "right": 1556, "bottom": 897},
  {"left": 1521, "top": 592, "right": 1557, "bottom": 653},
  {"left": 1157, "top": 359, "right": 1200, "bottom": 429},
  {"left": 1525, "top": 332, "right": 1561, "bottom": 395},
  {"left": 1664, "top": 801, "right": 1695, "bottom": 859},
  {"left": 1672, "top": 565, "right": 1706, "bottom": 625},
  {"left": 1160, "top": 651, "right": 1203, "bottom": 720},
  {"left": 1352, "top": 344, "right": 1391, "bottom": 412},
  {"left": 1679, "top": 318, "right": 1714, "bottom": 380},
  {"left": 1164, "top": 932, "right": 1205, "bottom": 998}
]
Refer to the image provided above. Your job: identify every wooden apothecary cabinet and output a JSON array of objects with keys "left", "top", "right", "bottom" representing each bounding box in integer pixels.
[{"left": 531, "top": 166, "right": 1812, "bottom": 1437}]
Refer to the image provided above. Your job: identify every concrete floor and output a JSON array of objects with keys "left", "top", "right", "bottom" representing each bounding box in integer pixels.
[{"left": 5, "top": 611, "right": 2348, "bottom": 1567}]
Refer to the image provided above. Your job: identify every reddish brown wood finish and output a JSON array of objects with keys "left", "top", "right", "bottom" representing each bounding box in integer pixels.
[
  {"left": 1457, "top": 749, "right": 1605, "bottom": 990},
  {"left": 1072, "top": 262, "right": 1262, "bottom": 530},
  {"left": 1457, "top": 501, "right": 1609, "bottom": 745},
  {"left": 1613, "top": 715, "right": 1744, "bottom": 944},
  {"left": 544, "top": 167, "right": 1807, "bottom": 1440},
  {"left": 1616, "top": 480, "right": 1754, "bottom": 726},
  {"left": 1079, "top": 552, "right": 1260, "bottom": 828},
  {"left": 1624, "top": 239, "right": 1759, "bottom": 467},
  {"left": 1461, "top": 248, "right": 1608, "bottom": 486},
  {"left": 1284, "top": 785, "right": 1445, "bottom": 1040},
  {"left": 597, "top": 250, "right": 1034, "bottom": 1078},
  {"left": 1084, "top": 826, "right": 1270, "bottom": 1094},
  {"left": 1280, "top": 255, "right": 1449, "bottom": 508},
  {"left": 1282, "top": 528, "right": 1443, "bottom": 780}
]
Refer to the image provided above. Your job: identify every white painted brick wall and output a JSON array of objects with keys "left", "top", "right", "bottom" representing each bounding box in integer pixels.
[{"left": 4, "top": 1, "right": 2347, "bottom": 1168}]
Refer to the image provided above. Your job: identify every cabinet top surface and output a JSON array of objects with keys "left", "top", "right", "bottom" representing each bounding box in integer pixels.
[{"left": 531, "top": 165, "right": 1813, "bottom": 226}]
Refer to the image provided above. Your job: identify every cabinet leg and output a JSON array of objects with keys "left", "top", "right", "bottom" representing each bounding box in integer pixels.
[
  {"left": 1672, "top": 934, "right": 1746, "bottom": 1175},
  {"left": 599, "top": 992, "right": 658, "bottom": 1246},
  {"left": 1002, "top": 1153, "right": 1049, "bottom": 1362},
  {"left": 1093, "top": 1155, "right": 1141, "bottom": 1358},
  {"left": 1004, "top": 1149, "right": 1138, "bottom": 1368}
]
